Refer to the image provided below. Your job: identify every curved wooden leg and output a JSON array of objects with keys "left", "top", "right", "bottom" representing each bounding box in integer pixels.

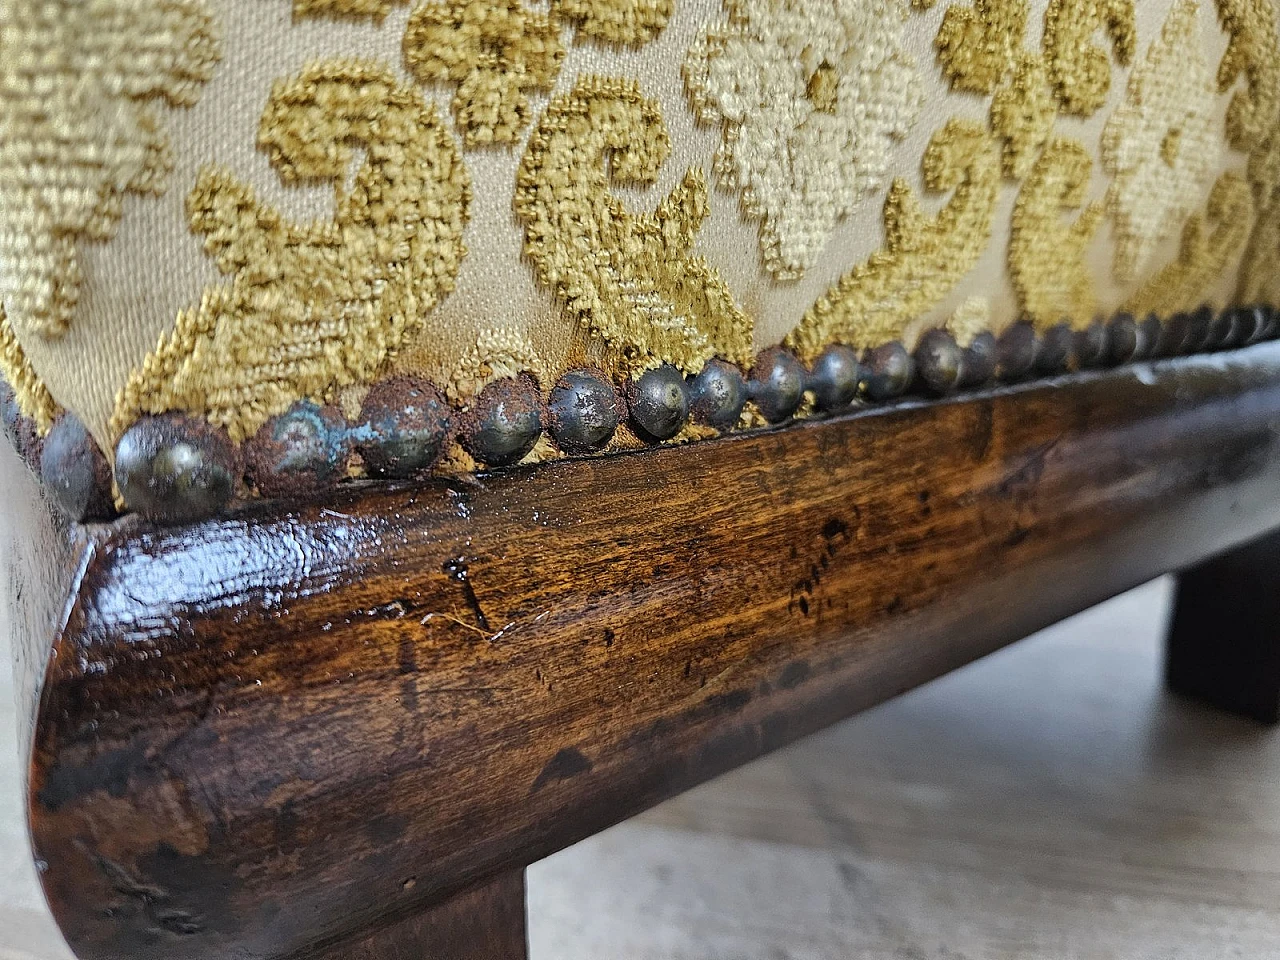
[
  {"left": 1167, "top": 531, "right": 1280, "bottom": 724},
  {"left": 315, "top": 870, "right": 527, "bottom": 960}
]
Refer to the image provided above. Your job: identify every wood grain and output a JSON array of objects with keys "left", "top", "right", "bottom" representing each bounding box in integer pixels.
[
  {"left": 312, "top": 870, "right": 527, "bottom": 960},
  {"left": 24, "top": 346, "right": 1280, "bottom": 960}
]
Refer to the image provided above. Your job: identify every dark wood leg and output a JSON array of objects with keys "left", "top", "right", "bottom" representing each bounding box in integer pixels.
[
  {"left": 1167, "top": 531, "right": 1280, "bottom": 723},
  {"left": 315, "top": 870, "right": 528, "bottom": 960}
]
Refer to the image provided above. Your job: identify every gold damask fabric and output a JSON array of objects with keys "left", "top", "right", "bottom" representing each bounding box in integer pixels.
[{"left": 0, "top": 0, "right": 1276, "bottom": 454}]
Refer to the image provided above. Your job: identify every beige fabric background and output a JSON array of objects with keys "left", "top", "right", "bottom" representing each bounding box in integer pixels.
[{"left": 4, "top": 0, "right": 1256, "bottom": 452}]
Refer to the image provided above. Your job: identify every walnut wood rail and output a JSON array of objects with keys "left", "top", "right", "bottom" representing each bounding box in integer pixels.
[{"left": 15, "top": 345, "right": 1280, "bottom": 960}]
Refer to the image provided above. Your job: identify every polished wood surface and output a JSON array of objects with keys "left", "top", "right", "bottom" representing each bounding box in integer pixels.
[
  {"left": 11, "top": 583, "right": 1280, "bottom": 960},
  {"left": 23, "top": 346, "right": 1280, "bottom": 960},
  {"left": 1168, "top": 530, "right": 1280, "bottom": 723},
  {"left": 312, "top": 870, "right": 527, "bottom": 960}
]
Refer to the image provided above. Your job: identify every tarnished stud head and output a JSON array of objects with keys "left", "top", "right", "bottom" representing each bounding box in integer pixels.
[
  {"left": 39, "top": 414, "right": 114, "bottom": 522},
  {"left": 1134, "top": 313, "right": 1162, "bottom": 360},
  {"left": 748, "top": 347, "right": 807, "bottom": 423},
  {"left": 1259, "top": 304, "right": 1279, "bottom": 340},
  {"left": 1106, "top": 312, "right": 1139, "bottom": 365},
  {"left": 247, "top": 401, "right": 350, "bottom": 497},
  {"left": 356, "top": 377, "right": 449, "bottom": 479},
  {"left": 809, "top": 344, "right": 861, "bottom": 411},
  {"left": 547, "top": 369, "right": 620, "bottom": 454},
  {"left": 862, "top": 342, "right": 913, "bottom": 401},
  {"left": 1233, "top": 305, "right": 1266, "bottom": 345},
  {"left": 462, "top": 375, "right": 543, "bottom": 467},
  {"left": 995, "top": 322, "right": 1037, "bottom": 382},
  {"left": 627, "top": 364, "right": 690, "bottom": 442},
  {"left": 1075, "top": 320, "right": 1108, "bottom": 368},
  {"left": 1252, "top": 304, "right": 1275, "bottom": 341},
  {"left": 115, "top": 414, "right": 239, "bottom": 524},
  {"left": 1157, "top": 311, "right": 1190, "bottom": 356},
  {"left": 689, "top": 359, "right": 747, "bottom": 428},
  {"left": 914, "top": 329, "right": 963, "bottom": 395},
  {"left": 1219, "top": 306, "right": 1246, "bottom": 346},
  {"left": 1206, "top": 308, "right": 1236, "bottom": 349},
  {"left": 1185, "top": 305, "right": 1214, "bottom": 353},
  {"left": 959, "top": 331, "right": 997, "bottom": 388},
  {"left": 1035, "top": 322, "right": 1075, "bottom": 374}
]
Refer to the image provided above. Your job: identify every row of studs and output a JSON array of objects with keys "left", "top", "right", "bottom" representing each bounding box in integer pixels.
[{"left": 3, "top": 304, "right": 1276, "bottom": 525}]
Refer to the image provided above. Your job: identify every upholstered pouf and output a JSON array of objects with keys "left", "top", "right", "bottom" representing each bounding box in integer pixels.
[{"left": 4, "top": 0, "right": 1280, "bottom": 955}]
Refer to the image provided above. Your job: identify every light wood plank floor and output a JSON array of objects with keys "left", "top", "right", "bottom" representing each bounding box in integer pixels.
[{"left": 6, "top": 578, "right": 1280, "bottom": 959}]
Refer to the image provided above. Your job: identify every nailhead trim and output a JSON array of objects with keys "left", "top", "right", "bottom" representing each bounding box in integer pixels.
[
  {"left": 40, "top": 413, "right": 114, "bottom": 522},
  {"left": 5, "top": 304, "right": 1278, "bottom": 524}
]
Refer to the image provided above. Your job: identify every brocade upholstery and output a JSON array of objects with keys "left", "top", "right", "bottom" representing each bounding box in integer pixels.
[{"left": 0, "top": 0, "right": 1276, "bottom": 466}]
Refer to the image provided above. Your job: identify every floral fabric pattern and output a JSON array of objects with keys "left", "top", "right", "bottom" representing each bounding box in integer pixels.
[
  {"left": 0, "top": 0, "right": 219, "bottom": 340},
  {"left": 404, "top": 0, "right": 564, "bottom": 146},
  {"left": 684, "top": 0, "right": 923, "bottom": 280},
  {"left": 1, "top": 0, "right": 1278, "bottom": 474},
  {"left": 1101, "top": 0, "right": 1220, "bottom": 283}
]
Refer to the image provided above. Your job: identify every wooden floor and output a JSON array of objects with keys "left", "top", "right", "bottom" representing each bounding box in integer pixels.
[{"left": 6, "top": 578, "right": 1280, "bottom": 960}]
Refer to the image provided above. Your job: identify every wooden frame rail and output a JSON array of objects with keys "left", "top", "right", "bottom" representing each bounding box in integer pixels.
[{"left": 9, "top": 345, "right": 1280, "bottom": 960}]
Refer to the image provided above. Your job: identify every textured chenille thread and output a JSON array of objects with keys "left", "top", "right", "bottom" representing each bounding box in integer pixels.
[
  {"left": 1126, "top": 173, "right": 1253, "bottom": 315},
  {"left": 0, "top": 308, "right": 58, "bottom": 432},
  {"left": 1218, "top": 0, "right": 1280, "bottom": 304},
  {"left": 930, "top": 0, "right": 1138, "bottom": 329},
  {"left": 1042, "top": 0, "right": 1135, "bottom": 115},
  {"left": 946, "top": 297, "right": 991, "bottom": 346},
  {"left": 3, "top": 0, "right": 1276, "bottom": 473},
  {"left": 1009, "top": 138, "right": 1103, "bottom": 327},
  {"left": 1101, "top": 0, "right": 1219, "bottom": 284},
  {"left": 786, "top": 119, "right": 1001, "bottom": 358},
  {"left": 684, "top": 0, "right": 923, "bottom": 279},
  {"left": 447, "top": 329, "right": 546, "bottom": 403},
  {"left": 515, "top": 77, "right": 753, "bottom": 376},
  {"left": 298, "top": 0, "right": 669, "bottom": 42},
  {"left": 292, "top": 0, "right": 402, "bottom": 17},
  {"left": 1214, "top": 0, "right": 1280, "bottom": 152},
  {"left": 934, "top": 0, "right": 1029, "bottom": 94},
  {"left": 551, "top": 0, "right": 672, "bottom": 45},
  {"left": 403, "top": 0, "right": 565, "bottom": 146},
  {"left": 0, "top": 0, "right": 219, "bottom": 341},
  {"left": 111, "top": 61, "right": 470, "bottom": 443},
  {"left": 990, "top": 55, "right": 1057, "bottom": 179},
  {"left": 933, "top": 0, "right": 1059, "bottom": 181},
  {"left": 1238, "top": 130, "right": 1280, "bottom": 303}
]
